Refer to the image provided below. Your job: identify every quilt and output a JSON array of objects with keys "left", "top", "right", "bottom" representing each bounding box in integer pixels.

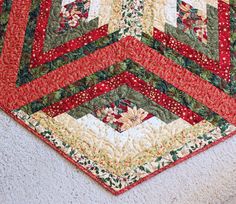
[{"left": 0, "top": 0, "right": 236, "bottom": 195}]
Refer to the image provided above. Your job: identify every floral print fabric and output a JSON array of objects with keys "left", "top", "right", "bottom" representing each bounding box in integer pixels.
[{"left": 0, "top": 0, "right": 235, "bottom": 195}]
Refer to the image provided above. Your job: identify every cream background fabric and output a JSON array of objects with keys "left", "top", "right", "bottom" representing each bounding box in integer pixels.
[{"left": 0, "top": 110, "right": 236, "bottom": 204}]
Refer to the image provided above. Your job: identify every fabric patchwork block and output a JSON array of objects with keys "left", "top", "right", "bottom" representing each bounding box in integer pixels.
[{"left": 0, "top": 0, "right": 235, "bottom": 195}]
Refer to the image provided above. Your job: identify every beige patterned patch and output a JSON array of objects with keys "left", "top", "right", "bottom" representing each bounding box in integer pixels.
[{"left": 31, "top": 111, "right": 215, "bottom": 175}]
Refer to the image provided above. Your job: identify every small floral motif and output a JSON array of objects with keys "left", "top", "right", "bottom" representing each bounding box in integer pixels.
[
  {"left": 94, "top": 99, "right": 153, "bottom": 132},
  {"left": 1, "top": 0, "right": 235, "bottom": 195},
  {"left": 13, "top": 109, "right": 236, "bottom": 192},
  {"left": 119, "top": 0, "right": 144, "bottom": 39},
  {"left": 117, "top": 106, "right": 149, "bottom": 131},
  {"left": 58, "top": 0, "right": 90, "bottom": 32},
  {"left": 177, "top": 0, "right": 208, "bottom": 43}
]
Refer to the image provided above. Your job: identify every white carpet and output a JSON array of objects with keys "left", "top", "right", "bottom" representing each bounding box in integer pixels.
[{"left": 0, "top": 110, "right": 236, "bottom": 204}]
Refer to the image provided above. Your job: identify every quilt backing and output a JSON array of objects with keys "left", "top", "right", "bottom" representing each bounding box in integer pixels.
[{"left": 0, "top": 0, "right": 236, "bottom": 195}]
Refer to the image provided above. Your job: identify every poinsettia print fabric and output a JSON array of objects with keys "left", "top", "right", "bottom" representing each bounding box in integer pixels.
[{"left": 0, "top": 0, "right": 235, "bottom": 195}]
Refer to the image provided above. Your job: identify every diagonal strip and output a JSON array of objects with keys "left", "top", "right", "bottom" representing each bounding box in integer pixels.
[
  {"left": 67, "top": 85, "right": 178, "bottom": 123},
  {"left": 43, "top": 0, "right": 98, "bottom": 52},
  {"left": 153, "top": 28, "right": 220, "bottom": 78},
  {"left": 0, "top": 0, "right": 235, "bottom": 127},
  {"left": 141, "top": 34, "right": 233, "bottom": 95},
  {"left": 153, "top": 0, "right": 231, "bottom": 81},
  {"left": 165, "top": 3, "right": 219, "bottom": 60},
  {"left": 30, "top": 0, "right": 108, "bottom": 68},
  {"left": 0, "top": 0, "right": 127, "bottom": 110},
  {"left": 19, "top": 60, "right": 226, "bottom": 128},
  {"left": 127, "top": 37, "right": 236, "bottom": 125},
  {"left": 42, "top": 72, "right": 203, "bottom": 125}
]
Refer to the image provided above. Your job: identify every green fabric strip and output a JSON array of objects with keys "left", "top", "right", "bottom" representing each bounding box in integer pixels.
[
  {"left": 165, "top": 5, "right": 219, "bottom": 60},
  {"left": 19, "top": 60, "right": 227, "bottom": 127},
  {"left": 43, "top": 0, "right": 99, "bottom": 52},
  {"left": 0, "top": 0, "right": 12, "bottom": 54},
  {"left": 141, "top": 33, "right": 233, "bottom": 95},
  {"left": 68, "top": 85, "right": 179, "bottom": 123}
]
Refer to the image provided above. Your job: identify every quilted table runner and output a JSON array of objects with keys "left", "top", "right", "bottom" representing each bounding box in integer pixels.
[{"left": 0, "top": 0, "right": 236, "bottom": 195}]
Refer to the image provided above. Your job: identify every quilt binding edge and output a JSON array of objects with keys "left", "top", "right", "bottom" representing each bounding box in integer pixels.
[{"left": 0, "top": 101, "right": 236, "bottom": 195}]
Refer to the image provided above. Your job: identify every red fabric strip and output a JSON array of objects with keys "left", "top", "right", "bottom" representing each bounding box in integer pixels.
[
  {"left": 29, "top": 0, "right": 108, "bottom": 68},
  {"left": 153, "top": 0, "right": 231, "bottom": 82},
  {"left": 153, "top": 28, "right": 220, "bottom": 77},
  {"left": 0, "top": 0, "right": 4, "bottom": 13},
  {"left": 1, "top": 103, "right": 236, "bottom": 196},
  {"left": 128, "top": 37, "right": 236, "bottom": 125},
  {"left": 218, "top": 0, "right": 231, "bottom": 80},
  {"left": 42, "top": 72, "right": 203, "bottom": 125},
  {"left": 0, "top": 1, "right": 235, "bottom": 126}
]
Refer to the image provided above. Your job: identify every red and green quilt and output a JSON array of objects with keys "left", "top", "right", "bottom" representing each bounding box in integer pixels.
[{"left": 0, "top": 0, "right": 236, "bottom": 195}]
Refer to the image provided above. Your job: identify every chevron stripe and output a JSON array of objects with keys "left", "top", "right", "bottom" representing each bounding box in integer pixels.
[
  {"left": 0, "top": 1, "right": 235, "bottom": 125},
  {"left": 1, "top": 0, "right": 235, "bottom": 194},
  {"left": 67, "top": 85, "right": 179, "bottom": 124},
  {"left": 43, "top": 0, "right": 99, "bottom": 52},
  {"left": 31, "top": 109, "right": 213, "bottom": 175},
  {"left": 11, "top": 0, "right": 232, "bottom": 89},
  {"left": 30, "top": 0, "right": 108, "bottom": 67},
  {"left": 166, "top": 3, "right": 218, "bottom": 58},
  {"left": 19, "top": 59, "right": 229, "bottom": 127},
  {"left": 42, "top": 72, "right": 203, "bottom": 124},
  {"left": 153, "top": 28, "right": 219, "bottom": 75},
  {"left": 154, "top": 0, "right": 231, "bottom": 81}
]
